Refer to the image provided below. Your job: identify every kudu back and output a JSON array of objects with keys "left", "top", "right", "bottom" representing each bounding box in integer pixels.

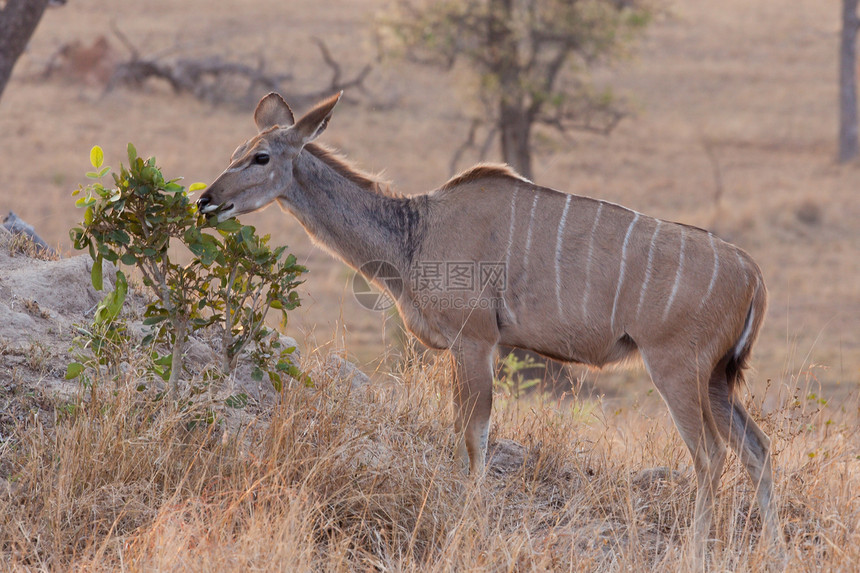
[{"left": 198, "top": 92, "right": 782, "bottom": 560}]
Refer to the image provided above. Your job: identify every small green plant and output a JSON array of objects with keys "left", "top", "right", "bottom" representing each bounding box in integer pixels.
[
  {"left": 495, "top": 351, "right": 542, "bottom": 400},
  {"left": 69, "top": 144, "right": 308, "bottom": 399},
  {"left": 184, "top": 222, "right": 306, "bottom": 389},
  {"left": 65, "top": 268, "right": 129, "bottom": 393}
]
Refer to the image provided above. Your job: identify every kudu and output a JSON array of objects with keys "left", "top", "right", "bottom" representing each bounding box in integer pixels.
[{"left": 198, "top": 92, "right": 781, "bottom": 560}]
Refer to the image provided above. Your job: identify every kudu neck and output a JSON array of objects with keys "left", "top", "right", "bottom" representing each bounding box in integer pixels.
[{"left": 289, "top": 148, "right": 424, "bottom": 274}]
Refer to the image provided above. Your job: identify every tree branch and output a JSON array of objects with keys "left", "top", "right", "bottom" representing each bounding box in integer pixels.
[
  {"left": 538, "top": 102, "right": 626, "bottom": 136},
  {"left": 103, "top": 32, "right": 371, "bottom": 108},
  {"left": 449, "top": 118, "right": 482, "bottom": 176},
  {"left": 0, "top": 0, "right": 51, "bottom": 102}
]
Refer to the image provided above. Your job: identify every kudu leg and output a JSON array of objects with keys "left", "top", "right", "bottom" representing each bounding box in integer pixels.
[
  {"left": 451, "top": 340, "right": 494, "bottom": 474},
  {"left": 644, "top": 357, "right": 726, "bottom": 567},
  {"left": 708, "top": 369, "right": 782, "bottom": 548}
]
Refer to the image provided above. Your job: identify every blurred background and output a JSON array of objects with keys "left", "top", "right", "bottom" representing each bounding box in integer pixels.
[{"left": 0, "top": 0, "right": 857, "bottom": 405}]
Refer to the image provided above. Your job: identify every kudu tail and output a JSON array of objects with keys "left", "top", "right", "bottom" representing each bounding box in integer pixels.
[{"left": 726, "top": 278, "right": 768, "bottom": 393}]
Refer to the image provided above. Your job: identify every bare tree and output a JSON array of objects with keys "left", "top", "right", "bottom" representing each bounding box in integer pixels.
[
  {"left": 105, "top": 33, "right": 371, "bottom": 109},
  {"left": 840, "top": 0, "right": 860, "bottom": 162},
  {"left": 0, "top": 0, "right": 52, "bottom": 103},
  {"left": 382, "top": 0, "right": 650, "bottom": 179}
]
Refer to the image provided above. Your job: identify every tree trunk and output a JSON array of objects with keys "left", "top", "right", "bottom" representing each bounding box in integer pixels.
[
  {"left": 839, "top": 0, "right": 860, "bottom": 162},
  {"left": 0, "top": 0, "right": 51, "bottom": 103},
  {"left": 487, "top": 0, "right": 535, "bottom": 179},
  {"left": 499, "top": 104, "right": 534, "bottom": 179},
  {"left": 168, "top": 319, "right": 187, "bottom": 402}
]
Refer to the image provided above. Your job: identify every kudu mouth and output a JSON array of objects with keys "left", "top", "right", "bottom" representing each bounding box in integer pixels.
[{"left": 196, "top": 196, "right": 235, "bottom": 221}]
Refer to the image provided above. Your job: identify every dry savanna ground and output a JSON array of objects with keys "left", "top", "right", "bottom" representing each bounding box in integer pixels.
[{"left": 0, "top": 0, "right": 858, "bottom": 570}]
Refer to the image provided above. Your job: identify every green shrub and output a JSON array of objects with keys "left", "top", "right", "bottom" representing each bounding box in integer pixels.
[{"left": 69, "top": 144, "right": 308, "bottom": 400}]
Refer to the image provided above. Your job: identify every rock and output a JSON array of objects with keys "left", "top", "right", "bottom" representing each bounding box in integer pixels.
[
  {"left": 184, "top": 335, "right": 219, "bottom": 370},
  {"left": 631, "top": 466, "right": 686, "bottom": 489},
  {"left": 3, "top": 211, "right": 58, "bottom": 258},
  {"left": 0, "top": 301, "right": 37, "bottom": 332},
  {"left": 488, "top": 439, "right": 527, "bottom": 474},
  {"left": 278, "top": 334, "right": 300, "bottom": 363},
  {"left": 0, "top": 255, "right": 112, "bottom": 318},
  {"left": 310, "top": 353, "right": 370, "bottom": 389}
]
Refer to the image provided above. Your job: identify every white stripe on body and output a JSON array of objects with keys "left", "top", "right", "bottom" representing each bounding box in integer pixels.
[
  {"left": 554, "top": 195, "right": 572, "bottom": 317},
  {"left": 504, "top": 187, "right": 520, "bottom": 273},
  {"left": 611, "top": 213, "right": 640, "bottom": 331},
  {"left": 734, "top": 305, "right": 755, "bottom": 359},
  {"left": 581, "top": 202, "right": 605, "bottom": 317},
  {"left": 662, "top": 228, "right": 687, "bottom": 321},
  {"left": 522, "top": 194, "right": 540, "bottom": 272},
  {"left": 735, "top": 250, "right": 749, "bottom": 288},
  {"left": 636, "top": 220, "right": 662, "bottom": 320},
  {"left": 699, "top": 233, "right": 720, "bottom": 310}
]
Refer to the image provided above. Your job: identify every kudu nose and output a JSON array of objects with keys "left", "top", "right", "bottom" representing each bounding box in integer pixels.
[{"left": 197, "top": 196, "right": 211, "bottom": 209}]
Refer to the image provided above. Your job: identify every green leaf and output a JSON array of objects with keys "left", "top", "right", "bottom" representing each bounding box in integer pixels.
[
  {"left": 98, "top": 166, "right": 111, "bottom": 178},
  {"left": 142, "top": 314, "right": 169, "bottom": 326},
  {"left": 141, "top": 166, "right": 159, "bottom": 182},
  {"left": 90, "top": 146, "right": 104, "bottom": 169},
  {"left": 91, "top": 255, "right": 103, "bottom": 291},
  {"left": 94, "top": 270, "right": 128, "bottom": 325},
  {"left": 110, "top": 229, "right": 130, "bottom": 245},
  {"left": 121, "top": 253, "right": 137, "bottom": 266},
  {"left": 225, "top": 393, "right": 249, "bottom": 409},
  {"left": 127, "top": 142, "right": 138, "bottom": 163},
  {"left": 216, "top": 219, "right": 242, "bottom": 233},
  {"left": 65, "top": 362, "right": 85, "bottom": 379},
  {"left": 188, "top": 182, "right": 207, "bottom": 193},
  {"left": 269, "top": 371, "right": 282, "bottom": 392},
  {"left": 251, "top": 366, "right": 263, "bottom": 382}
]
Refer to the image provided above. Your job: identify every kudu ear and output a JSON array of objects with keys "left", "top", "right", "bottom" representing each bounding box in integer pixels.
[
  {"left": 254, "top": 93, "right": 295, "bottom": 131},
  {"left": 291, "top": 91, "right": 343, "bottom": 145}
]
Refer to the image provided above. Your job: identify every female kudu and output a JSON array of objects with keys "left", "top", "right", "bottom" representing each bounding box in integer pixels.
[{"left": 198, "top": 92, "right": 781, "bottom": 561}]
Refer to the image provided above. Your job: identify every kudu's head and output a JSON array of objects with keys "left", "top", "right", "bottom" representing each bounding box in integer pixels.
[{"left": 197, "top": 91, "right": 342, "bottom": 221}]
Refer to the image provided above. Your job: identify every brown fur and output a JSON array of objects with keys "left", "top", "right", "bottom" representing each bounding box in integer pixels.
[
  {"left": 305, "top": 143, "right": 399, "bottom": 198},
  {"left": 439, "top": 163, "right": 525, "bottom": 191}
]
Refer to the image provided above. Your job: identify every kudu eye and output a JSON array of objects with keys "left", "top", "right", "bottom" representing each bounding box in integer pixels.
[{"left": 254, "top": 153, "right": 270, "bottom": 166}]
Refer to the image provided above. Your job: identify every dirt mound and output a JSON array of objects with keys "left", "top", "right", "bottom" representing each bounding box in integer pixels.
[
  {"left": 0, "top": 230, "right": 106, "bottom": 434},
  {"left": 0, "top": 229, "right": 107, "bottom": 389},
  {"left": 0, "top": 230, "right": 372, "bottom": 439}
]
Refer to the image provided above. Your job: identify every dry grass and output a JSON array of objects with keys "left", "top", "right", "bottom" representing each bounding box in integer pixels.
[
  {"left": 3, "top": 232, "right": 60, "bottom": 262},
  {"left": 1, "top": 346, "right": 857, "bottom": 571},
  {"left": 1, "top": 0, "right": 859, "bottom": 569}
]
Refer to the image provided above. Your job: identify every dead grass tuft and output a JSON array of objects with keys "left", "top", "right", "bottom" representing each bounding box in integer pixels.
[
  {"left": 0, "top": 346, "right": 857, "bottom": 571},
  {"left": 3, "top": 232, "right": 60, "bottom": 261}
]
